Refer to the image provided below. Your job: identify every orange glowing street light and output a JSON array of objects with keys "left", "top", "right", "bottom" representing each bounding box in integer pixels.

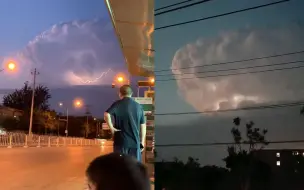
[
  {"left": 150, "top": 77, "right": 155, "bottom": 83},
  {"left": 1, "top": 60, "right": 17, "bottom": 72},
  {"left": 74, "top": 99, "right": 83, "bottom": 108},
  {"left": 7, "top": 62, "right": 16, "bottom": 70},
  {"left": 117, "top": 76, "right": 124, "bottom": 83}
]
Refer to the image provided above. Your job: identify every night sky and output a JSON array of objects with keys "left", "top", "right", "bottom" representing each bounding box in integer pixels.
[{"left": 155, "top": 0, "right": 304, "bottom": 165}]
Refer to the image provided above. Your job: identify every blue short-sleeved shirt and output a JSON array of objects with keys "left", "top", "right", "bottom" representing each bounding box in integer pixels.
[{"left": 106, "top": 97, "right": 145, "bottom": 148}]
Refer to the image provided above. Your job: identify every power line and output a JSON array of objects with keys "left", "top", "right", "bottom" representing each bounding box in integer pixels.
[
  {"left": 155, "top": 0, "right": 194, "bottom": 11},
  {"left": 156, "top": 60, "right": 304, "bottom": 77},
  {"left": 155, "top": 139, "right": 304, "bottom": 147},
  {"left": 155, "top": 101, "right": 304, "bottom": 116},
  {"left": 155, "top": 0, "right": 290, "bottom": 30},
  {"left": 157, "top": 64, "right": 304, "bottom": 82},
  {"left": 155, "top": 50, "right": 304, "bottom": 73},
  {"left": 155, "top": 0, "right": 212, "bottom": 16}
]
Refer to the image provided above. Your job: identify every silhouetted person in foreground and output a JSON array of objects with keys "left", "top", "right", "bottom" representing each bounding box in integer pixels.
[
  {"left": 86, "top": 153, "right": 150, "bottom": 190},
  {"left": 104, "top": 85, "right": 146, "bottom": 162}
]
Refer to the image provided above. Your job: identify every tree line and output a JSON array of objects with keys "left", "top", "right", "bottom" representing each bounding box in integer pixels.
[
  {"left": 0, "top": 82, "right": 111, "bottom": 138},
  {"left": 156, "top": 115, "right": 304, "bottom": 190}
]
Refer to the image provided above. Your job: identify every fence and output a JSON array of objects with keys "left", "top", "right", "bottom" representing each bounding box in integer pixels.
[{"left": 0, "top": 132, "right": 113, "bottom": 148}]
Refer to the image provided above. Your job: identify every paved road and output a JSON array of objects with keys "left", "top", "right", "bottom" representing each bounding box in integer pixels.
[{"left": 0, "top": 146, "right": 112, "bottom": 190}]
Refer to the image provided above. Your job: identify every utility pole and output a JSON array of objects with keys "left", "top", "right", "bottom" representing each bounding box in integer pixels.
[
  {"left": 85, "top": 105, "right": 91, "bottom": 138},
  {"left": 66, "top": 108, "right": 69, "bottom": 137},
  {"left": 28, "top": 68, "right": 39, "bottom": 136}
]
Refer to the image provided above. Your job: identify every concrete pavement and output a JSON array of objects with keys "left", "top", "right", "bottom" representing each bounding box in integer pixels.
[{"left": 0, "top": 146, "right": 112, "bottom": 190}]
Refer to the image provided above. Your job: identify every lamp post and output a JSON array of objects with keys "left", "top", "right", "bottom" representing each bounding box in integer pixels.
[{"left": 59, "top": 102, "right": 69, "bottom": 137}]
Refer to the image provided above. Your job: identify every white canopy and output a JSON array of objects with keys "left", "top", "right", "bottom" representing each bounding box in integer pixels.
[{"left": 105, "top": 0, "right": 154, "bottom": 77}]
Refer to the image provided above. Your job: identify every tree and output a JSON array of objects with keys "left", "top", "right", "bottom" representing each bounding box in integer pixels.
[
  {"left": 35, "top": 110, "right": 58, "bottom": 134},
  {"left": 155, "top": 157, "right": 228, "bottom": 190},
  {"left": 2, "top": 82, "right": 52, "bottom": 132},
  {"left": 223, "top": 117, "right": 271, "bottom": 190},
  {"left": 3, "top": 82, "right": 51, "bottom": 111}
]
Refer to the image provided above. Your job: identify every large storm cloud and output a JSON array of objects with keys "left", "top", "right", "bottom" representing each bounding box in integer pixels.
[
  {"left": 0, "top": 18, "right": 124, "bottom": 88},
  {"left": 171, "top": 25, "right": 304, "bottom": 112}
]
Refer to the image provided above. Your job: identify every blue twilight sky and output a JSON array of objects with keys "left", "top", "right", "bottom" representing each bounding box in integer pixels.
[
  {"left": 154, "top": 0, "right": 304, "bottom": 164},
  {"left": 0, "top": 0, "right": 131, "bottom": 116},
  {"left": 0, "top": 0, "right": 107, "bottom": 55}
]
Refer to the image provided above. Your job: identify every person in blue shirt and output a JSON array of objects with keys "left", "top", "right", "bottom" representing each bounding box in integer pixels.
[{"left": 104, "top": 85, "right": 146, "bottom": 162}]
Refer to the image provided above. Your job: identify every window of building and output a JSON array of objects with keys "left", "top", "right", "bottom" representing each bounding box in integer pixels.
[
  {"left": 276, "top": 152, "right": 280, "bottom": 157},
  {"left": 292, "top": 151, "right": 299, "bottom": 155},
  {"left": 276, "top": 161, "right": 280, "bottom": 166}
]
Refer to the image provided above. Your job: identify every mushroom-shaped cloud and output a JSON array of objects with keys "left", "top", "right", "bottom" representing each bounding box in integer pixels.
[
  {"left": 171, "top": 25, "right": 304, "bottom": 113},
  {"left": 1, "top": 18, "right": 124, "bottom": 88}
]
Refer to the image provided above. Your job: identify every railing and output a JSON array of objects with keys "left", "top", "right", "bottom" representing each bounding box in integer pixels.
[{"left": 0, "top": 132, "right": 113, "bottom": 148}]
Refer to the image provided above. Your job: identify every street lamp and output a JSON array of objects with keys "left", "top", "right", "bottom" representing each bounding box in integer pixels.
[
  {"left": 7, "top": 62, "right": 16, "bottom": 70},
  {"left": 59, "top": 102, "right": 69, "bottom": 137},
  {"left": 112, "top": 74, "right": 130, "bottom": 88},
  {"left": 117, "top": 76, "right": 124, "bottom": 83},
  {"left": 74, "top": 99, "right": 83, "bottom": 108},
  {"left": 1, "top": 61, "right": 16, "bottom": 72}
]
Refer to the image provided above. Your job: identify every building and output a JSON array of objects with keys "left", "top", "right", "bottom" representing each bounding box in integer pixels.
[
  {"left": 255, "top": 149, "right": 304, "bottom": 190},
  {"left": 0, "top": 106, "right": 23, "bottom": 119},
  {"left": 255, "top": 149, "right": 304, "bottom": 173}
]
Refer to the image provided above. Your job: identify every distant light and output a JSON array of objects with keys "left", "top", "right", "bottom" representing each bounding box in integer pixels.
[
  {"left": 74, "top": 98, "right": 83, "bottom": 107},
  {"left": 7, "top": 62, "right": 16, "bottom": 70},
  {"left": 59, "top": 102, "right": 63, "bottom": 106},
  {"left": 150, "top": 77, "right": 155, "bottom": 83},
  {"left": 276, "top": 152, "right": 280, "bottom": 157},
  {"left": 276, "top": 161, "right": 280, "bottom": 166}
]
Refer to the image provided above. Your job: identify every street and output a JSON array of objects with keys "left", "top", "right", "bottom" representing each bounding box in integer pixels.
[{"left": 0, "top": 146, "right": 112, "bottom": 189}]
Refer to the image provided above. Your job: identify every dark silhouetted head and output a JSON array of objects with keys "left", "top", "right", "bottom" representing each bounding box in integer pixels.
[
  {"left": 86, "top": 153, "right": 150, "bottom": 190},
  {"left": 119, "top": 85, "right": 133, "bottom": 99}
]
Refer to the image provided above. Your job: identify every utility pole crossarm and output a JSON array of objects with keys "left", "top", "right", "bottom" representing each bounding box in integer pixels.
[{"left": 28, "top": 68, "right": 40, "bottom": 136}]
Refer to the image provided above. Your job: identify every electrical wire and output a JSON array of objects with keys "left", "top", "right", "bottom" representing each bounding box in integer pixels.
[
  {"left": 155, "top": 139, "right": 304, "bottom": 147},
  {"left": 155, "top": 0, "right": 194, "bottom": 11},
  {"left": 157, "top": 64, "right": 304, "bottom": 82},
  {"left": 155, "top": 50, "right": 304, "bottom": 73},
  {"left": 155, "top": 101, "right": 304, "bottom": 116},
  {"left": 155, "top": 0, "right": 290, "bottom": 30},
  {"left": 155, "top": 0, "right": 212, "bottom": 16},
  {"left": 155, "top": 60, "right": 304, "bottom": 77}
]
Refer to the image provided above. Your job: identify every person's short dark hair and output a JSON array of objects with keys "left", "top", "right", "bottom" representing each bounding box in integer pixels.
[
  {"left": 119, "top": 85, "right": 133, "bottom": 97},
  {"left": 86, "top": 153, "right": 150, "bottom": 190}
]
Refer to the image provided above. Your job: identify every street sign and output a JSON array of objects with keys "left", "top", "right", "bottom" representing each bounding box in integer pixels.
[
  {"left": 133, "top": 97, "right": 153, "bottom": 104},
  {"left": 134, "top": 97, "right": 153, "bottom": 114}
]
